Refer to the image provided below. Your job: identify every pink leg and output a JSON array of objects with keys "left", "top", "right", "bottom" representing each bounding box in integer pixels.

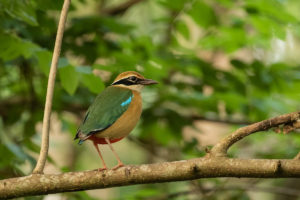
[
  {"left": 93, "top": 141, "right": 107, "bottom": 171},
  {"left": 105, "top": 138, "right": 124, "bottom": 170}
]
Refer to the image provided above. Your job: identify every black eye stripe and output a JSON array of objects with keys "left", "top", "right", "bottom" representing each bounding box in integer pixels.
[
  {"left": 112, "top": 79, "right": 135, "bottom": 86},
  {"left": 112, "top": 77, "right": 141, "bottom": 86}
]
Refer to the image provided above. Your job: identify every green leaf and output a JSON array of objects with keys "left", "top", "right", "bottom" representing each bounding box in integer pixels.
[
  {"left": 186, "top": 1, "right": 218, "bottom": 28},
  {"left": 58, "top": 65, "right": 79, "bottom": 95},
  {"left": 249, "top": 15, "right": 285, "bottom": 39},
  {"left": 159, "top": 0, "right": 186, "bottom": 11},
  {"left": 151, "top": 121, "right": 176, "bottom": 145},
  {"left": 176, "top": 21, "right": 190, "bottom": 39},
  {"left": 74, "top": 65, "right": 104, "bottom": 93},
  {"left": 35, "top": 50, "right": 52, "bottom": 76},
  {"left": 200, "top": 27, "right": 246, "bottom": 53},
  {"left": 0, "top": 118, "right": 29, "bottom": 163},
  {"left": 81, "top": 74, "right": 104, "bottom": 94},
  {"left": 0, "top": 33, "right": 40, "bottom": 61},
  {"left": 67, "top": 16, "right": 133, "bottom": 35},
  {"left": 245, "top": 0, "right": 298, "bottom": 24},
  {"left": 35, "top": 0, "right": 63, "bottom": 11},
  {"left": 1, "top": 0, "right": 38, "bottom": 26}
]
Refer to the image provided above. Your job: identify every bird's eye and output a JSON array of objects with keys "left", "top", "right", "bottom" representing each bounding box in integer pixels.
[{"left": 129, "top": 76, "right": 137, "bottom": 82}]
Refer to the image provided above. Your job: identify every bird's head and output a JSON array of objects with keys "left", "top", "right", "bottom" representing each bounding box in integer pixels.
[{"left": 111, "top": 71, "right": 158, "bottom": 92}]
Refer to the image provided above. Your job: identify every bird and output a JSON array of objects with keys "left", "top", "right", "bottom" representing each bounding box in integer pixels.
[{"left": 75, "top": 71, "right": 158, "bottom": 170}]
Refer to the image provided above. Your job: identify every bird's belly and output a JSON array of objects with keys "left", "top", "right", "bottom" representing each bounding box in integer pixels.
[
  {"left": 95, "top": 92, "right": 142, "bottom": 140},
  {"left": 95, "top": 115, "right": 140, "bottom": 139}
]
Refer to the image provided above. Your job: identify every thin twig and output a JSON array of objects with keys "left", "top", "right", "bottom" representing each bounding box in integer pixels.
[
  {"left": 209, "top": 111, "right": 300, "bottom": 157},
  {"left": 33, "top": 0, "right": 71, "bottom": 174}
]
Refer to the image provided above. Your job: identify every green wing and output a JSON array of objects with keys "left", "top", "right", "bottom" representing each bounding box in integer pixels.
[{"left": 75, "top": 86, "right": 133, "bottom": 142}]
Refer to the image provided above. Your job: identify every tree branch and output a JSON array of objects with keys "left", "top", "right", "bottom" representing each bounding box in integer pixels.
[
  {"left": 209, "top": 111, "right": 300, "bottom": 157},
  {"left": 1, "top": 158, "right": 300, "bottom": 199},
  {"left": 0, "top": 112, "right": 300, "bottom": 198},
  {"left": 101, "top": 0, "right": 144, "bottom": 15},
  {"left": 295, "top": 152, "right": 300, "bottom": 160},
  {"left": 33, "top": 0, "right": 71, "bottom": 174}
]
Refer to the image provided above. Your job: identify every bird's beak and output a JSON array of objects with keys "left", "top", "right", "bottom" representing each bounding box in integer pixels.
[{"left": 138, "top": 78, "right": 158, "bottom": 85}]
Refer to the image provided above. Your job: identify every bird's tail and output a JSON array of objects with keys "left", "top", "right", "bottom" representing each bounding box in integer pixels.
[
  {"left": 74, "top": 131, "right": 90, "bottom": 145},
  {"left": 78, "top": 140, "right": 84, "bottom": 145}
]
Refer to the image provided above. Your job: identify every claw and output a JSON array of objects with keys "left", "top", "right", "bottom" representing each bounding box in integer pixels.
[
  {"left": 97, "top": 167, "right": 107, "bottom": 172},
  {"left": 112, "top": 163, "right": 124, "bottom": 170}
]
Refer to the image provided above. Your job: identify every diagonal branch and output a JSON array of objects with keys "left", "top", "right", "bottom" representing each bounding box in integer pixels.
[
  {"left": 209, "top": 111, "right": 300, "bottom": 157},
  {"left": 33, "top": 0, "right": 71, "bottom": 174},
  {"left": 101, "top": 0, "right": 145, "bottom": 15},
  {"left": 1, "top": 158, "right": 300, "bottom": 199},
  {"left": 295, "top": 152, "right": 300, "bottom": 160}
]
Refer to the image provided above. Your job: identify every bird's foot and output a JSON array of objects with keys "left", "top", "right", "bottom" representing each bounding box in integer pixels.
[
  {"left": 97, "top": 167, "right": 107, "bottom": 172},
  {"left": 112, "top": 163, "right": 124, "bottom": 170}
]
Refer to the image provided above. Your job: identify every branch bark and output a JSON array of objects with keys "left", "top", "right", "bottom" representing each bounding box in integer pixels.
[
  {"left": 295, "top": 152, "right": 300, "bottom": 160},
  {"left": 0, "top": 111, "right": 299, "bottom": 198},
  {"left": 101, "top": 0, "right": 144, "bottom": 15},
  {"left": 33, "top": 0, "right": 71, "bottom": 174},
  {"left": 209, "top": 111, "right": 300, "bottom": 157},
  {"left": 1, "top": 158, "right": 300, "bottom": 199}
]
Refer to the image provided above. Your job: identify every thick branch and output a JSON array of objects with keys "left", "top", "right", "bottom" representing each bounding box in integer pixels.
[
  {"left": 209, "top": 111, "right": 300, "bottom": 157},
  {"left": 1, "top": 158, "right": 300, "bottom": 199},
  {"left": 33, "top": 0, "right": 71, "bottom": 174}
]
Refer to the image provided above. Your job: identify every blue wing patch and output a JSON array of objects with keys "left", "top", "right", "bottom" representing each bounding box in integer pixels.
[{"left": 121, "top": 96, "right": 133, "bottom": 107}]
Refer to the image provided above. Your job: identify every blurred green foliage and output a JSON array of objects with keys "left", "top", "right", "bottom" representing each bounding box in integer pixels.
[{"left": 0, "top": 0, "right": 300, "bottom": 199}]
